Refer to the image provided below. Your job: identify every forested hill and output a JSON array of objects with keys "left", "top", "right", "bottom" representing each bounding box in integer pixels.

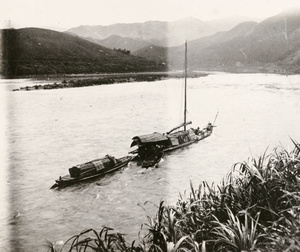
[{"left": 1, "top": 28, "right": 166, "bottom": 78}]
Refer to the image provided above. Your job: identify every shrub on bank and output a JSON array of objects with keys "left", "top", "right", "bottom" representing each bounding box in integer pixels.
[{"left": 47, "top": 140, "right": 300, "bottom": 252}]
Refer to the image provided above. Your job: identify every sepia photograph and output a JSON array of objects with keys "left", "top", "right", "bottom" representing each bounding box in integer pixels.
[{"left": 1, "top": 0, "right": 300, "bottom": 251}]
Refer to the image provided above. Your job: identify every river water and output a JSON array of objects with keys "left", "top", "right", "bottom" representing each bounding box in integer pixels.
[{"left": 1, "top": 73, "right": 300, "bottom": 251}]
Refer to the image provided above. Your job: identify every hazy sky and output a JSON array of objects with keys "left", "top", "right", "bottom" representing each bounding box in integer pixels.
[{"left": 1, "top": 0, "right": 300, "bottom": 30}]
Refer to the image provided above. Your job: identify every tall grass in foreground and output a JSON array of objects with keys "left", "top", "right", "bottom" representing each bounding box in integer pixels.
[{"left": 48, "top": 141, "right": 300, "bottom": 252}]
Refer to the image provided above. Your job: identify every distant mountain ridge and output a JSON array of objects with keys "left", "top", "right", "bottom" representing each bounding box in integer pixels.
[
  {"left": 134, "top": 10, "right": 300, "bottom": 73},
  {"left": 67, "top": 16, "right": 253, "bottom": 47},
  {"left": 183, "top": 9, "right": 300, "bottom": 73}
]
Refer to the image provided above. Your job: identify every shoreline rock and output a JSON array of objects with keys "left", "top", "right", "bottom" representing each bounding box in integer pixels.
[{"left": 12, "top": 72, "right": 208, "bottom": 91}]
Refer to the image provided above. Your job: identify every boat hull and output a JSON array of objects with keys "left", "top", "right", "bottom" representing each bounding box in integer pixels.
[
  {"left": 130, "top": 128, "right": 213, "bottom": 166},
  {"left": 51, "top": 156, "right": 131, "bottom": 189}
]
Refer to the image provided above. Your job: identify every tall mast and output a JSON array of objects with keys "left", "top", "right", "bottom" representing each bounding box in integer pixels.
[{"left": 184, "top": 41, "right": 187, "bottom": 131}]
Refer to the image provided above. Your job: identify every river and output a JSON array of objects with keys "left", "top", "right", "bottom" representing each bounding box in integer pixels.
[{"left": 1, "top": 72, "right": 300, "bottom": 251}]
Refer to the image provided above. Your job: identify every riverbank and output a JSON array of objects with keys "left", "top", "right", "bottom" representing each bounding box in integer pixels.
[
  {"left": 48, "top": 140, "right": 300, "bottom": 252},
  {"left": 11, "top": 72, "right": 208, "bottom": 91}
]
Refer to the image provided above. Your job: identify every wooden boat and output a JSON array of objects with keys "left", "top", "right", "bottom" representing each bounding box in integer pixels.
[
  {"left": 50, "top": 155, "right": 131, "bottom": 189},
  {"left": 129, "top": 42, "right": 216, "bottom": 166}
]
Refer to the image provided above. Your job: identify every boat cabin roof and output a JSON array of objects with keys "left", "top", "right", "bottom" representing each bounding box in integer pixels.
[{"left": 131, "top": 132, "right": 169, "bottom": 146}]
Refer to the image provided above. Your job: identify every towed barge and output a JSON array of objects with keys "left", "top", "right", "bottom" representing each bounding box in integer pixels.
[{"left": 51, "top": 155, "right": 131, "bottom": 189}]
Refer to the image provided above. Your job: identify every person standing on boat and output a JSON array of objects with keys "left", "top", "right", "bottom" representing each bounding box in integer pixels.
[
  {"left": 194, "top": 127, "right": 200, "bottom": 135},
  {"left": 206, "top": 123, "right": 213, "bottom": 131}
]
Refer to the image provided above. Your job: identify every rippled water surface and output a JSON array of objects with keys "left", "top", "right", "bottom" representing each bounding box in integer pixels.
[{"left": 1, "top": 73, "right": 300, "bottom": 251}]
